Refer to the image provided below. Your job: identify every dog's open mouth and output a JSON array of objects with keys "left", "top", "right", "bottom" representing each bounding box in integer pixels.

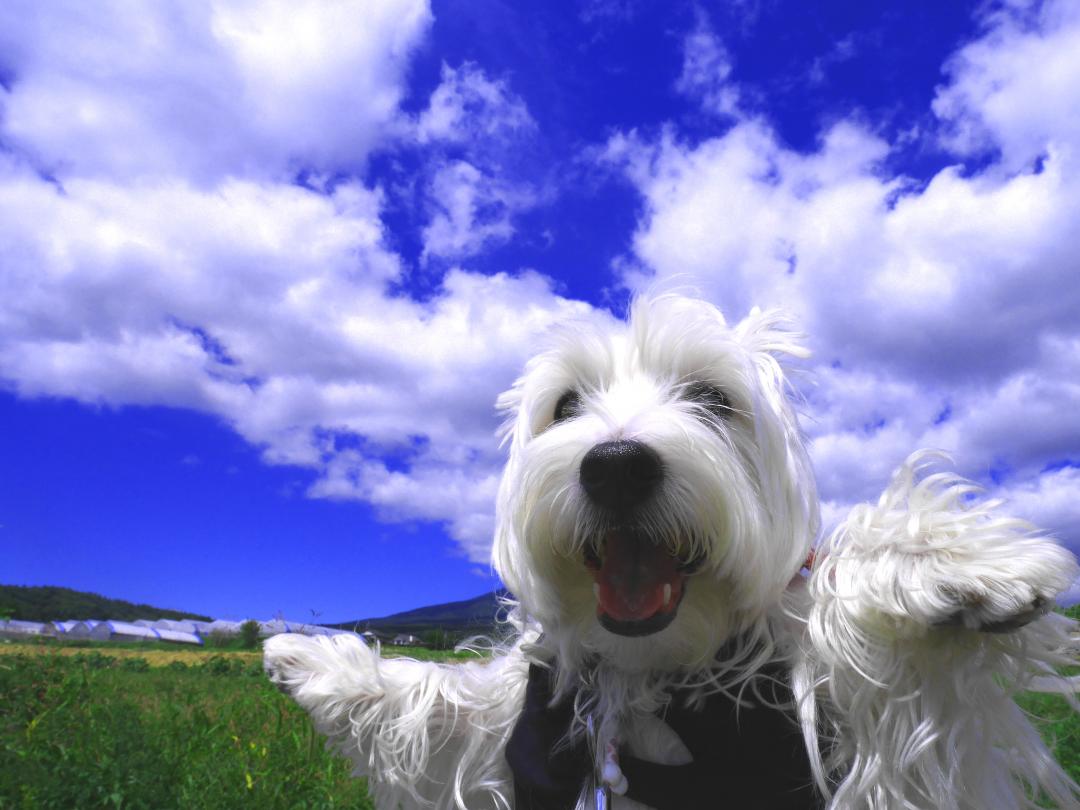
[{"left": 584, "top": 529, "right": 698, "bottom": 637}]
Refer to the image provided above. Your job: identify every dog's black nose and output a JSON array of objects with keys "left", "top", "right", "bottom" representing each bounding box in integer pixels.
[{"left": 579, "top": 440, "right": 663, "bottom": 511}]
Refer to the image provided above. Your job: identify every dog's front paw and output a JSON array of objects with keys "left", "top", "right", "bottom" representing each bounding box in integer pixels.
[
  {"left": 932, "top": 587, "right": 1052, "bottom": 634},
  {"left": 913, "top": 530, "right": 1074, "bottom": 634},
  {"left": 263, "top": 633, "right": 325, "bottom": 694},
  {"left": 817, "top": 452, "right": 1079, "bottom": 637},
  {"left": 263, "top": 631, "right": 382, "bottom": 708}
]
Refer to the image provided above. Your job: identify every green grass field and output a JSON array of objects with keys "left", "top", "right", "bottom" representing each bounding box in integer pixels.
[
  {"left": 2, "top": 639, "right": 1079, "bottom": 808},
  {"left": 0, "top": 646, "right": 373, "bottom": 809}
]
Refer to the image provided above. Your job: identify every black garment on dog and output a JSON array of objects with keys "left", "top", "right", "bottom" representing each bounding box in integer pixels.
[
  {"left": 505, "top": 662, "right": 820, "bottom": 810},
  {"left": 505, "top": 664, "right": 591, "bottom": 810}
]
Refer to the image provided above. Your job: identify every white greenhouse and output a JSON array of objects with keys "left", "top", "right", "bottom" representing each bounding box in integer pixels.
[
  {"left": 257, "top": 619, "right": 355, "bottom": 638},
  {"left": 258, "top": 619, "right": 293, "bottom": 637},
  {"left": 152, "top": 627, "right": 203, "bottom": 645},
  {"left": 88, "top": 621, "right": 203, "bottom": 645},
  {"left": 0, "top": 619, "right": 55, "bottom": 638},
  {"left": 152, "top": 619, "right": 200, "bottom": 634},
  {"left": 89, "top": 621, "right": 159, "bottom": 642},
  {"left": 52, "top": 620, "right": 92, "bottom": 639},
  {"left": 296, "top": 625, "right": 359, "bottom": 639},
  {"left": 202, "top": 619, "right": 247, "bottom": 636}
]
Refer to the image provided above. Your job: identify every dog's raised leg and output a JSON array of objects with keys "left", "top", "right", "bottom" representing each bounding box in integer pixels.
[
  {"left": 801, "top": 452, "right": 1080, "bottom": 810},
  {"left": 264, "top": 633, "right": 528, "bottom": 810}
]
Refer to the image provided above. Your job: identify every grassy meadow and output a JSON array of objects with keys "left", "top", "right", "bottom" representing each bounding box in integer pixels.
[
  {"left": 0, "top": 643, "right": 373, "bottom": 809},
  {"left": 2, "top": 638, "right": 1079, "bottom": 808}
]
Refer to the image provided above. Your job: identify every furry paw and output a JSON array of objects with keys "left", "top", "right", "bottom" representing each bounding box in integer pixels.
[
  {"left": 263, "top": 633, "right": 314, "bottom": 693},
  {"left": 263, "top": 632, "right": 369, "bottom": 697},
  {"left": 932, "top": 589, "right": 1052, "bottom": 633},
  {"left": 817, "top": 452, "right": 1079, "bottom": 637},
  {"left": 904, "top": 521, "right": 1075, "bottom": 635}
]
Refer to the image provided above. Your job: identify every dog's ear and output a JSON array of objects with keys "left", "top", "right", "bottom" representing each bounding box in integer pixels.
[
  {"left": 495, "top": 385, "right": 521, "bottom": 417},
  {"left": 734, "top": 307, "right": 810, "bottom": 360},
  {"left": 733, "top": 306, "right": 819, "bottom": 585},
  {"left": 495, "top": 383, "right": 524, "bottom": 448}
]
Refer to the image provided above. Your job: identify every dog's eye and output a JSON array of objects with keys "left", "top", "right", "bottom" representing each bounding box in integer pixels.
[
  {"left": 553, "top": 391, "right": 582, "bottom": 423},
  {"left": 684, "top": 382, "right": 731, "bottom": 417}
]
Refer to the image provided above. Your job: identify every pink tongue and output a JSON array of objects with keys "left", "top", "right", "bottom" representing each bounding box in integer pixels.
[{"left": 593, "top": 531, "right": 683, "bottom": 622}]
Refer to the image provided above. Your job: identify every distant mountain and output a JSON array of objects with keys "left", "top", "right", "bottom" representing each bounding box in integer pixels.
[
  {"left": 329, "top": 590, "right": 510, "bottom": 636},
  {"left": 335, "top": 593, "right": 1080, "bottom": 639},
  {"left": 0, "top": 585, "right": 212, "bottom": 623}
]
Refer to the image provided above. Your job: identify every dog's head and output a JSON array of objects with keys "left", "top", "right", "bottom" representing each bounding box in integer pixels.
[{"left": 493, "top": 295, "right": 818, "bottom": 673}]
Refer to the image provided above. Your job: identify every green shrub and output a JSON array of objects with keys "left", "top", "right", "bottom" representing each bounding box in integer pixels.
[
  {"left": 120, "top": 656, "right": 151, "bottom": 672},
  {"left": 420, "top": 629, "right": 462, "bottom": 651},
  {"left": 204, "top": 630, "right": 240, "bottom": 649},
  {"left": 201, "top": 654, "right": 245, "bottom": 676},
  {"left": 240, "top": 620, "right": 261, "bottom": 650},
  {"left": 72, "top": 651, "right": 114, "bottom": 670}
]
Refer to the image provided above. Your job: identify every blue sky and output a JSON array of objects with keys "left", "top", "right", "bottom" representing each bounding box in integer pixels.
[{"left": 2, "top": 0, "right": 1079, "bottom": 622}]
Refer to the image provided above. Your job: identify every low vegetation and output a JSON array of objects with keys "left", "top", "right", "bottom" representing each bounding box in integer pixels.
[
  {"left": 0, "top": 645, "right": 372, "bottom": 809},
  {"left": 2, "top": 617, "right": 1079, "bottom": 807},
  {"left": 239, "top": 619, "right": 261, "bottom": 650},
  {"left": 1019, "top": 689, "right": 1080, "bottom": 789}
]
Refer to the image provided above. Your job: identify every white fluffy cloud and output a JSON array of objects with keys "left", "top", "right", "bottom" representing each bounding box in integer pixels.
[
  {"left": 421, "top": 160, "right": 535, "bottom": 261},
  {"left": 413, "top": 63, "right": 539, "bottom": 262},
  {"left": 0, "top": 0, "right": 432, "bottom": 181},
  {"left": 3, "top": 0, "right": 1078, "bottom": 572},
  {"left": 607, "top": 0, "right": 1080, "bottom": 550},
  {"left": 1000, "top": 466, "right": 1080, "bottom": 549},
  {"left": 0, "top": 146, "right": 589, "bottom": 559},
  {"left": 933, "top": 0, "right": 1080, "bottom": 172},
  {"left": 415, "top": 62, "right": 534, "bottom": 146},
  {"left": 675, "top": 12, "right": 739, "bottom": 117},
  {"left": 0, "top": 1, "right": 591, "bottom": 563}
]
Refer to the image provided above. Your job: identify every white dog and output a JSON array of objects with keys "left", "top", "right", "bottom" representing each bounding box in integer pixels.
[{"left": 265, "top": 295, "right": 1080, "bottom": 809}]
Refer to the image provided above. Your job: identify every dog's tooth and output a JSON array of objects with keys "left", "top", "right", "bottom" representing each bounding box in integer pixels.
[
  {"left": 593, "top": 583, "right": 601, "bottom": 602},
  {"left": 663, "top": 583, "right": 672, "bottom": 607}
]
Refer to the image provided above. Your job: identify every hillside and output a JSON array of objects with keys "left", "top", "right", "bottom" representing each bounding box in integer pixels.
[
  {"left": 0, "top": 585, "right": 212, "bottom": 623},
  {"left": 340, "top": 594, "right": 1080, "bottom": 639},
  {"left": 329, "top": 590, "right": 509, "bottom": 636}
]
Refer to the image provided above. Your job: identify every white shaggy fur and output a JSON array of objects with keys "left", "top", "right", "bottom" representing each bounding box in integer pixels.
[{"left": 265, "top": 295, "right": 1080, "bottom": 809}]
